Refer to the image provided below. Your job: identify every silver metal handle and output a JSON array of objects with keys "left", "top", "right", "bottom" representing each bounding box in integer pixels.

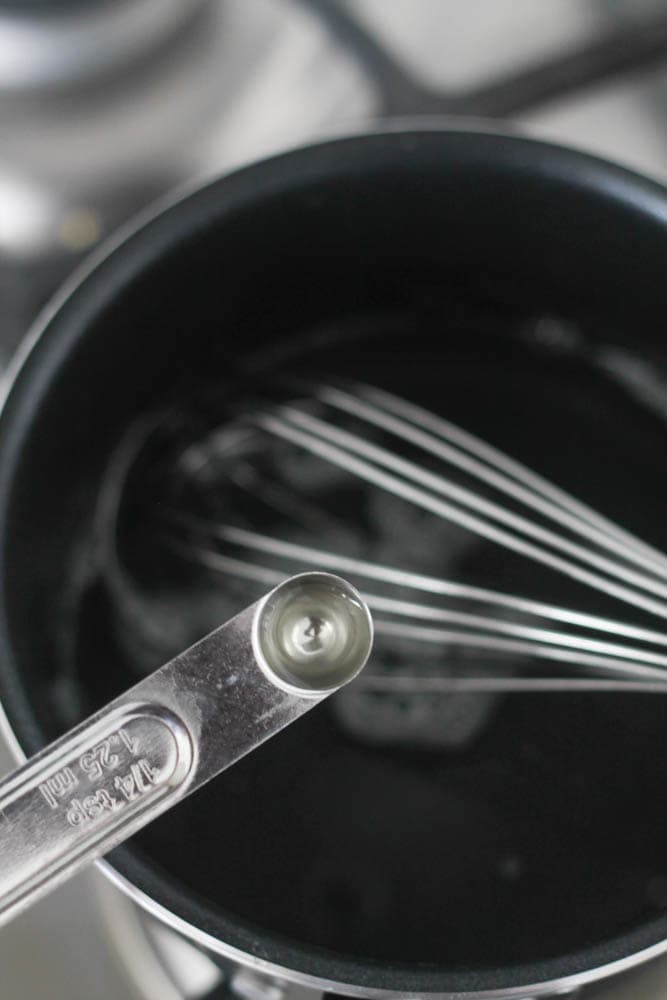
[{"left": 0, "top": 572, "right": 373, "bottom": 928}]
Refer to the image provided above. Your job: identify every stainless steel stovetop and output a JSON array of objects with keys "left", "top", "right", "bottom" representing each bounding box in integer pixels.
[{"left": 0, "top": 2, "right": 666, "bottom": 997}]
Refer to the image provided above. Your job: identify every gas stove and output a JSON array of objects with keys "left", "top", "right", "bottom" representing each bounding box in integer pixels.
[{"left": 0, "top": 2, "right": 666, "bottom": 998}]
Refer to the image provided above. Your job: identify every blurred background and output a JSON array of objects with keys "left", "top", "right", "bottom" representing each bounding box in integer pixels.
[{"left": 0, "top": 1, "right": 666, "bottom": 997}]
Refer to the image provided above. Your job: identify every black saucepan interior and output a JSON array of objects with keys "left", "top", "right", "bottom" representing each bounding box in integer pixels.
[{"left": 0, "top": 131, "right": 666, "bottom": 994}]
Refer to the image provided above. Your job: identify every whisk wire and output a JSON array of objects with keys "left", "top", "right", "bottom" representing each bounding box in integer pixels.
[
  {"left": 255, "top": 412, "right": 667, "bottom": 620},
  {"left": 282, "top": 403, "right": 667, "bottom": 595},
  {"left": 158, "top": 383, "right": 667, "bottom": 698},
  {"left": 355, "top": 383, "right": 667, "bottom": 573}
]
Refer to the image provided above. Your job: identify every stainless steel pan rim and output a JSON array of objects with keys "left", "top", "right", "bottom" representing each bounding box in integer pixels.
[
  {"left": 0, "top": 122, "right": 665, "bottom": 998},
  {"left": 94, "top": 859, "right": 667, "bottom": 1000}
]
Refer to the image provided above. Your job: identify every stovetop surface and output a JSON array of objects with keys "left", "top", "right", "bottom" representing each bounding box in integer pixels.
[{"left": 0, "top": 1, "right": 666, "bottom": 997}]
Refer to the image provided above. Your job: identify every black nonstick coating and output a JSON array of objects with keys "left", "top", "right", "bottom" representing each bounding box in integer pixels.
[{"left": 0, "top": 129, "right": 666, "bottom": 996}]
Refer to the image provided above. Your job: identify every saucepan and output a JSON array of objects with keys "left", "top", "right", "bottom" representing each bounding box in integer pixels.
[{"left": 0, "top": 127, "right": 666, "bottom": 998}]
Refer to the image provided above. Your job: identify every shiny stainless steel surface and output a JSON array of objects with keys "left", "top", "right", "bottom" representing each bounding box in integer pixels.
[
  {"left": 0, "top": 1, "right": 666, "bottom": 997},
  {"left": 0, "top": 573, "right": 371, "bottom": 929}
]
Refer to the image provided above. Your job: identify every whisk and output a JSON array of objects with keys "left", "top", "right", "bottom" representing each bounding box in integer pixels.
[{"left": 117, "top": 379, "right": 667, "bottom": 702}]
